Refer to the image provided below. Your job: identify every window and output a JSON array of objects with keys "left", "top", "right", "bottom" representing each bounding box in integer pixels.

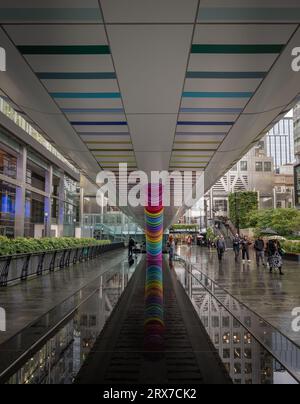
[
  {"left": 0, "top": 149, "right": 17, "bottom": 179},
  {"left": 255, "top": 162, "right": 263, "bottom": 172},
  {"left": 240, "top": 161, "right": 248, "bottom": 171},
  {"left": 231, "top": 164, "right": 237, "bottom": 171},
  {"left": 264, "top": 162, "right": 272, "bottom": 172},
  {"left": 0, "top": 180, "right": 16, "bottom": 237}
]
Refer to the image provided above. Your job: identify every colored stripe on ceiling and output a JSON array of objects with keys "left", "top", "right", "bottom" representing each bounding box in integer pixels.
[
  {"left": 0, "top": 8, "right": 102, "bottom": 21},
  {"left": 198, "top": 8, "right": 300, "bottom": 22},
  {"left": 50, "top": 92, "right": 121, "bottom": 99},
  {"left": 178, "top": 121, "right": 234, "bottom": 126},
  {"left": 183, "top": 92, "right": 253, "bottom": 98},
  {"left": 18, "top": 45, "right": 110, "bottom": 55},
  {"left": 186, "top": 71, "right": 267, "bottom": 79},
  {"left": 37, "top": 72, "right": 116, "bottom": 80},
  {"left": 71, "top": 121, "right": 127, "bottom": 126},
  {"left": 180, "top": 108, "right": 243, "bottom": 114},
  {"left": 191, "top": 44, "right": 284, "bottom": 54}
]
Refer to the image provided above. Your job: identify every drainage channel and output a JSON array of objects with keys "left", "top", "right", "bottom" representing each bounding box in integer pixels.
[
  {"left": 175, "top": 256, "right": 300, "bottom": 385},
  {"left": 0, "top": 257, "right": 139, "bottom": 384}
]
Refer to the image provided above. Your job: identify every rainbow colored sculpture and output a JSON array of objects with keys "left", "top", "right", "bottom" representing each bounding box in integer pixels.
[{"left": 144, "top": 185, "right": 165, "bottom": 357}]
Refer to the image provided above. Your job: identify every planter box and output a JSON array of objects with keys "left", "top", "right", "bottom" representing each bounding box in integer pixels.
[
  {"left": 284, "top": 253, "right": 300, "bottom": 263},
  {"left": 0, "top": 242, "right": 124, "bottom": 287}
]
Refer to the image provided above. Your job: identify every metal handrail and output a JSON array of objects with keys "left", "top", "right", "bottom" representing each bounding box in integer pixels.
[{"left": 175, "top": 254, "right": 300, "bottom": 384}]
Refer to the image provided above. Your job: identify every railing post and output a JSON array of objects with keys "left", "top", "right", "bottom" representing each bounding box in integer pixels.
[
  {"left": 37, "top": 252, "right": 46, "bottom": 276},
  {"left": 49, "top": 251, "right": 57, "bottom": 272},
  {"left": 21, "top": 254, "right": 31, "bottom": 281},
  {"left": 0, "top": 257, "right": 12, "bottom": 287},
  {"left": 65, "top": 249, "right": 72, "bottom": 267},
  {"left": 59, "top": 250, "right": 66, "bottom": 269},
  {"left": 73, "top": 248, "right": 79, "bottom": 265}
]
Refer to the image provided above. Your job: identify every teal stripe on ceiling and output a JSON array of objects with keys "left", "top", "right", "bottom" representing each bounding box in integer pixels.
[
  {"left": 0, "top": 8, "right": 102, "bottom": 21},
  {"left": 37, "top": 72, "right": 116, "bottom": 80},
  {"left": 191, "top": 44, "right": 284, "bottom": 54},
  {"left": 50, "top": 92, "right": 121, "bottom": 99},
  {"left": 18, "top": 45, "right": 110, "bottom": 55},
  {"left": 198, "top": 8, "right": 300, "bottom": 22},
  {"left": 183, "top": 92, "right": 253, "bottom": 98},
  {"left": 186, "top": 72, "right": 267, "bottom": 79}
]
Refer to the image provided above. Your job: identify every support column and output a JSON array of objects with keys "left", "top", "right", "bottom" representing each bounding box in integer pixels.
[
  {"left": 144, "top": 184, "right": 165, "bottom": 357},
  {"left": 15, "top": 146, "right": 27, "bottom": 237},
  {"left": 44, "top": 165, "right": 53, "bottom": 237},
  {"left": 57, "top": 172, "right": 65, "bottom": 237}
]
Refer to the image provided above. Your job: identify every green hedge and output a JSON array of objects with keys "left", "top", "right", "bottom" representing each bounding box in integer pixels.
[
  {"left": 282, "top": 241, "right": 300, "bottom": 255},
  {"left": 229, "top": 192, "right": 258, "bottom": 229},
  {"left": 0, "top": 237, "right": 111, "bottom": 257}
]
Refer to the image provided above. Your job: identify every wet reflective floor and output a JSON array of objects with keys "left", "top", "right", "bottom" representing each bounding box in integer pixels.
[
  {"left": 0, "top": 250, "right": 129, "bottom": 345},
  {"left": 177, "top": 245, "right": 300, "bottom": 347}
]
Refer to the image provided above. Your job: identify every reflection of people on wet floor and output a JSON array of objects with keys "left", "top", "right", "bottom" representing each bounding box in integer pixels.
[{"left": 266, "top": 240, "right": 284, "bottom": 275}]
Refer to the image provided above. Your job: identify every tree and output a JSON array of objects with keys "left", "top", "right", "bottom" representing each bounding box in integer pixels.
[
  {"left": 229, "top": 192, "right": 258, "bottom": 230},
  {"left": 248, "top": 208, "right": 300, "bottom": 237}
]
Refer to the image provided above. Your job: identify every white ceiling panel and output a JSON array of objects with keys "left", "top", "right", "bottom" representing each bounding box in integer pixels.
[
  {"left": 4, "top": 25, "right": 108, "bottom": 45},
  {"left": 100, "top": 0, "right": 199, "bottom": 23},
  {"left": 106, "top": 25, "right": 194, "bottom": 114},
  {"left": 181, "top": 98, "right": 249, "bottom": 109},
  {"left": 184, "top": 79, "right": 261, "bottom": 93},
  {"left": 188, "top": 54, "right": 278, "bottom": 72},
  {"left": 193, "top": 24, "right": 297, "bottom": 44},
  {"left": 24, "top": 55, "right": 114, "bottom": 73},
  {"left": 54, "top": 99, "right": 123, "bottom": 109},
  {"left": 42, "top": 79, "right": 119, "bottom": 93}
]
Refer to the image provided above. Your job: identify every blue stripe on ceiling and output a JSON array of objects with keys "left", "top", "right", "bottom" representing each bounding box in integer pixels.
[
  {"left": 183, "top": 92, "right": 253, "bottom": 98},
  {"left": 176, "top": 132, "right": 227, "bottom": 136},
  {"left": 180, "top": 108, "right": 243, "bottom": 114},
  {"left": 71, "top": 121, "right": 127, "bottom": 126},
  {"left": 178, "top": 121, "right": 234, "bottom": 126},
  {"left": 186, "top": 72, "right": 267, "bottom": 79},
  {"left": 0, "top": 8, "right": 102, "bottom": 21},
  {"left": 50, "top": 92, "right": 121, "bottom": 99},
  {"left": 198, "top": 7, "right": 300, "bottom": 22},
  {"left": 37, "top": 72, "right": 116, "bottom": 80},
  {"left": 62, "top": 108, "right": 124, "bottom": 114}
]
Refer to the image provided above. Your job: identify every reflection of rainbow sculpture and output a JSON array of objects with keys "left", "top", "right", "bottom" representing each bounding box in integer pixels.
[{"left": 144, "top": 185, "right": 165, "bottom": 357}]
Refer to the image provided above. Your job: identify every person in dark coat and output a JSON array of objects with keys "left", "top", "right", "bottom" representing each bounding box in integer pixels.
[
  {"left": 241, "top": 236, "right": 251, "bottom": 263},
  {"left": 254, "top": 236, "right": 266, "bottom": 267},
  {"left": 233, "top": 234, "right": 241, "bottom": 261},
  {"left": 216, "top": 236, "right": 226, "bottom": 261}
]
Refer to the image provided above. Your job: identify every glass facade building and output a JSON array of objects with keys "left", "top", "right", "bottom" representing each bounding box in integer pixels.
[{"left": 265, "top": 118, "right": 295, "bottom": 171}]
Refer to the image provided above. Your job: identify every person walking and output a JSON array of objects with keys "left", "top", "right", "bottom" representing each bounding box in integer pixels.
[
  {"left": 168, "top": 235, "right": 176, "bottom": 269},
  {"left": 241, "top": 236, "right": 251, "bottom": 263},
  {"left": 216, "top": 236, "right": 226, "bottom": 262},
  {"left": 232, "top": 234, "right": 241, "bottom": 261},
  {"left": 254, "top": 236, "right": 266, "bottom": 267},
  {"left": 128, "top": 237, "right": 135, "bottom": 259},
  {"left": 266, "top": 239, "right": 284, "bottom": 275}
]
